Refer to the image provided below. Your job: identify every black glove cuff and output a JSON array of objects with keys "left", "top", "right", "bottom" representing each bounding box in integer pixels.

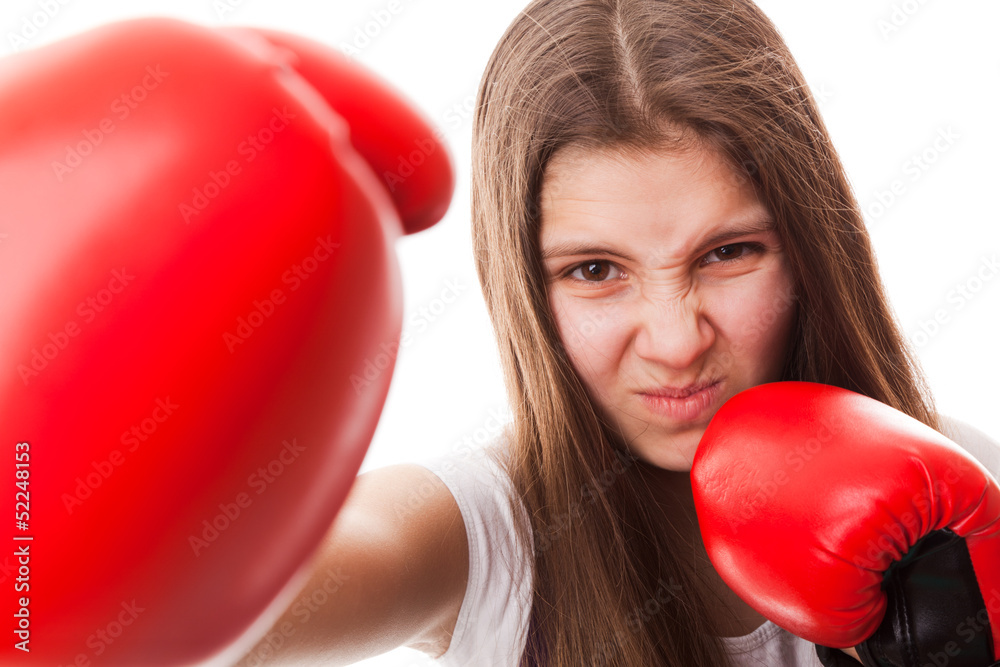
[{"left": 817, "top": 529, "right": 996, "bottom": 667}]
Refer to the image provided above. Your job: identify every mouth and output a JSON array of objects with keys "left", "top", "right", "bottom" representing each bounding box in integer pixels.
[
  {"left": 638, "top": 380, "right": 723, "bottom": 421},
  {"left": 640, "top": 379, "right": 720, "bottom": 399}
]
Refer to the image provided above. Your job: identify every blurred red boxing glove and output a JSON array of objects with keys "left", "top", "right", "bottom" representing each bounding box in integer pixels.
[
  {"left": 691, "top": 382, "right": 1000, "bottom": 667},
  {"left": 0, "top": 17, "right": 453, "bottom": 666}
]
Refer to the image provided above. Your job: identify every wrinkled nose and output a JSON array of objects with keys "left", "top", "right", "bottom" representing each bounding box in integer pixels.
[{"left": 631, "top": 292, "right": 715, "bottom": 371}]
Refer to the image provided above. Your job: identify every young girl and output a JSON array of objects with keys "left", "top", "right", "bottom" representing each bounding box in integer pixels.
[{"left": 235, "top": 1, "right": 1000, "bottom": 665}]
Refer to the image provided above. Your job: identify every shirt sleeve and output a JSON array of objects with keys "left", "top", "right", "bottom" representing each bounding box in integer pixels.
[
  {"left": 939, "top": 414, "right": 1000, "bottom": 479},
  {"left": 414, "top": 444, "right": 534, "bottom": 667}
]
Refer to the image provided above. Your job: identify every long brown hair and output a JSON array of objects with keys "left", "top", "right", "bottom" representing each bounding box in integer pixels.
[{"left": 469, "top": 1, "right": 939, "bottom": 664}]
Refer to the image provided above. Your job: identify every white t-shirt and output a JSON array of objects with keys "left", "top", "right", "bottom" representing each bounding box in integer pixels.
[{"left": 414, "top": 414, "right": 1000, "bottom": 667}]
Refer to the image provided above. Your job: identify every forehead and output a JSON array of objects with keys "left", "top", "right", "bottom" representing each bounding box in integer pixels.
[
  {"left": 540, "top": 140, "right": 745, "bottom": 202},
  {"left": 538, "top": 143, "right": 771, "bottom": 254}
]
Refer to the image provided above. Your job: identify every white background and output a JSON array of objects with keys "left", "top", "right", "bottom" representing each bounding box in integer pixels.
[{"left": 3, "top": 1, "right": 997, "bottom": 665}]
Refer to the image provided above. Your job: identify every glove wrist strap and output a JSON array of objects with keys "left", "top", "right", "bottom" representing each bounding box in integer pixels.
[{"left": 818, "top": 529, "right": 995, "bottom": 667}]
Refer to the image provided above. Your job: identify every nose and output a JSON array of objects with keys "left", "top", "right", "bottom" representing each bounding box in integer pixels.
[{"left": 631, "top": 290, "right": 716, "bottom": 371}]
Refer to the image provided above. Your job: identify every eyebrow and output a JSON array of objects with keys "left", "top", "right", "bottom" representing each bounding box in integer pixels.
[{"left": 540, "top": 217, "right": 776, "bottom": 262}]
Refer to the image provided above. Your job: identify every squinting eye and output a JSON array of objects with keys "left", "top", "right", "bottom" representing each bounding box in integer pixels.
[
  {"left": 703, "top": 242, "right": 764, "bottom": 264},
  {"left": 567, "top": 260, "right": 623, "bottom": 283}
]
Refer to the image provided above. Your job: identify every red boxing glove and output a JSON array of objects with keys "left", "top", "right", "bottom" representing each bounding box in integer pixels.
[
  {"left": 0, "top": 17, "right": 453, "bottom": 667},
  {"left": 691, "top": 382, "right": 1000, "bottom": 667}
]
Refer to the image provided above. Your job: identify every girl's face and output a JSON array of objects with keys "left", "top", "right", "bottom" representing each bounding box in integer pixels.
[{"left": 540, "top": 143, "right": 798, "bottom": 471}]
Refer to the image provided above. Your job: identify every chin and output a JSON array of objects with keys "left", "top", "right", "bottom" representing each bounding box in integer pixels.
[{"left": 633, "top": 431, "right": 700, "bottom": 472}]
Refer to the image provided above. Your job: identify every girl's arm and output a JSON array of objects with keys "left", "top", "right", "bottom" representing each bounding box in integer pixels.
[{"left": 234, "top": 464, "right": 469, "bottom": 666}]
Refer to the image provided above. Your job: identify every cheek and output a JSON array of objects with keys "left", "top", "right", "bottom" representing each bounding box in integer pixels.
[
  {"left": 713, "top": 267, "right": 798, "bottom": 369},
  {"left": 548, "top": 291, "right": 624, "bottom": 378}
]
